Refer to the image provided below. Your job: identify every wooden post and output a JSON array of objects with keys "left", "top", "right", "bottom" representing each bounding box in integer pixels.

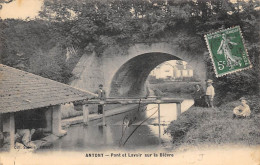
[
  {"left": 176, "top": 102, "right": 181, "bottom": 119},
  {"left": 44, "top": 108, "right": 52, "bottom": 133},
  {"left": 52, "top": 105, "right": 67, "bottom": 137},
  {"left": 99, "top": 100, "right": 106, "bottom": 126},
  {"left": 103, "top": 125, "right": 107, "bottom": 145},
  {"left": 73, "top": 103, "right": 89, "bottom": 125},
  {"left": 158, "top": 104, "right": 161, "bottom": 145},
  {"left": 83, "top": 105, "right": 89, "bottom": 125},
  {"left": 102, "top": 106, "right": 106, "bottom": 126},
  {"left": 2, "top": 113, "right": 15, "bottom": 150}
]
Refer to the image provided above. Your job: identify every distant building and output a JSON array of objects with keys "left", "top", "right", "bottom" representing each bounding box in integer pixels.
[
  {"left": 173, "top": 62, "right": 193, "bottom": 79},
  {"left": 150, "top": 60, "right": 193, "bottom": 80},
  {"left": 150, "top": 63, "right": 173, "bottom": 79}
]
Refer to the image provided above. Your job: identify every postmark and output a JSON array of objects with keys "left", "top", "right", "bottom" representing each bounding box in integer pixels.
[{"left": 205, "top": 26, "right": 252, "bottom": 77}]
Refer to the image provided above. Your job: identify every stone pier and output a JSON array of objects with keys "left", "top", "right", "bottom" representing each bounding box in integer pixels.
[
  {"left": 2, "top": 113, "right": 15, "bottom": 150},
  {"left": 52, "top": 105, "right": 67, "bottom": 137},
  {"left": 74, "top": 104, "right": 89, "bottom": 125},
  {"left": 44, "top": 105, "right": 67, "bottom": 137}
]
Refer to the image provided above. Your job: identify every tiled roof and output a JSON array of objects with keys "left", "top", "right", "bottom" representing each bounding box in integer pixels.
[{"left": 0, "top": 64, "right": 95, "bottom": 114}]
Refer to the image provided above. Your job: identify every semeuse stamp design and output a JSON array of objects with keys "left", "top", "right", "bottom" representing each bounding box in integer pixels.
[{"left": 205, "top": 26, "right": 252, "bottom": 77}]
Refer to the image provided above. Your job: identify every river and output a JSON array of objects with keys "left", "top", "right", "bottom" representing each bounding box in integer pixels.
[{"left": 39, "top": 100, "right": 194, "bottom": 151}]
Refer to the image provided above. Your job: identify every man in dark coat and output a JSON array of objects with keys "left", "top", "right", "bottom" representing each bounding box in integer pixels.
[
  {"left": 95, "top": 84, "right": 106, "bottom": 114},
  {"left": 192, "top": 84, "right": 205, "bottom": 107}
]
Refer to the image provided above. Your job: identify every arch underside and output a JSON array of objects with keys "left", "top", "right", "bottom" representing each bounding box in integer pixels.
[{"left": 110, "top": 52, "right": 181, "bottom": 97}]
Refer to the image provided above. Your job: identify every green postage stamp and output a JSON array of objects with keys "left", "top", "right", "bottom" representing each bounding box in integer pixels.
[{"left": 205, "top": 26, "right": 252, "bottom": 77}]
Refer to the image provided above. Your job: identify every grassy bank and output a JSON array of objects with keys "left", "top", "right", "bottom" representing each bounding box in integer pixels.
[{"left": 167, "top": 95, "right": 260, "bottom": 148}]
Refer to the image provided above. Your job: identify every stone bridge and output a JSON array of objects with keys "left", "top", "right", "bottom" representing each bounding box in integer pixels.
[{"left": 70, "top": 42, "right": 207, "bottom": 97}]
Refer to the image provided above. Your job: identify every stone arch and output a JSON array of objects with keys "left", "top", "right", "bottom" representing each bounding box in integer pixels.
[
  {"left": 71, "top": 42, "right": 206, "bottom": 97},
  {"left": 100, "top": 43, "right": 207, "bottom": 97},
  {"left": 109, "top": 52, "right": 180, "bottom": 97}
]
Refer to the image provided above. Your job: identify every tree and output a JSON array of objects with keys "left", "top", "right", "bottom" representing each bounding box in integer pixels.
[{"left": 0, "top": 0, "right": 259, "bottom": 102}]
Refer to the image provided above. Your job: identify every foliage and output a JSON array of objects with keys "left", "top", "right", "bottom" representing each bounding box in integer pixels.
[
  {"left": 0, "top": 0, "right": 13, "bottom": 10},
  {"left": 37, "top": 0, "right": 260, "bottom": 53},
  {"left": 149, "top": 81, "right": 199, "bottom": 98},
  {"left": 0, "top": 0, "right": 259, "bottom": 102},
  {"left": 205, "top": 46, "right": 260, "bottom": 105},
  {"left": 0, "top": 19, "right": 78, "bottom": 83}
]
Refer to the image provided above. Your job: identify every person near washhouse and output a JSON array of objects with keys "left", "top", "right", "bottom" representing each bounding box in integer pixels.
[{"left": 95, "top": 84, "right": 106, "bottom": 115}]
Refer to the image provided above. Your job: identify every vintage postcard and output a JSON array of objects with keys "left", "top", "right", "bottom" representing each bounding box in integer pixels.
[{"left": 0, "top": 0, "right": 259, "bottom": 165}]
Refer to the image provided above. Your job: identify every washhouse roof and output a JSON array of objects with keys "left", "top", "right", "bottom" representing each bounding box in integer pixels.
[{"left": 0, "top": 64, "right": 94, "bottom": 113}]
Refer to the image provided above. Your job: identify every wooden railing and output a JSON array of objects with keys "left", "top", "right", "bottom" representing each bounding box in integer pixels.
[{"left": 75, "top": 97, "right": 184, "bottom": 127}]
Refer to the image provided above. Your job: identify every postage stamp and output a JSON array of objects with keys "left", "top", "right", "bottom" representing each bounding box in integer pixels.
[{"left": 205, "top": 26, "right": 252, "bottom": 77}]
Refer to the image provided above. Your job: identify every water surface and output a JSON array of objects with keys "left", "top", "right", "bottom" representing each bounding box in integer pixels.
[{"left": 40, "top": 100, "right": 194, "bottom": 151}]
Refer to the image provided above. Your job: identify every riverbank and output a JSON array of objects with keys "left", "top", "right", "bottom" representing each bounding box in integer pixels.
[{"left": 167, "top": 94, "right": 260, "bottom": 149}]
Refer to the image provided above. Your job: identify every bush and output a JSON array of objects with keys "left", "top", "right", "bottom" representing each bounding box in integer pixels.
[{"left": 150, "top": 81, "right": 199, "bottom": 98}]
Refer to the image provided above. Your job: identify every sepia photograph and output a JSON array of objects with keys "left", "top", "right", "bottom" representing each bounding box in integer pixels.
[{"left": 0, "top": 0, "right": 259, "bottom": 164}]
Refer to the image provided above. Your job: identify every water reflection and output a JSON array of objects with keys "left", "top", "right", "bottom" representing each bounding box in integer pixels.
[{"left": 40, "top": 100, "right": 194, "bottom": 151}]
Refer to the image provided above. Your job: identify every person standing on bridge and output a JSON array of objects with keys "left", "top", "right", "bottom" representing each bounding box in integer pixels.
[
  {"left": 95, "top": 84, "right": 106, "bottom": 114},
  {"left": 205, "top": 79, "right": 215, "bottom": 108}
]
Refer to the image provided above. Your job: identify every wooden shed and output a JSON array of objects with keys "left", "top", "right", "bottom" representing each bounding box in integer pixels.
[{"left": 0, "top": 64, "right": 93, "bottom": 150}]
